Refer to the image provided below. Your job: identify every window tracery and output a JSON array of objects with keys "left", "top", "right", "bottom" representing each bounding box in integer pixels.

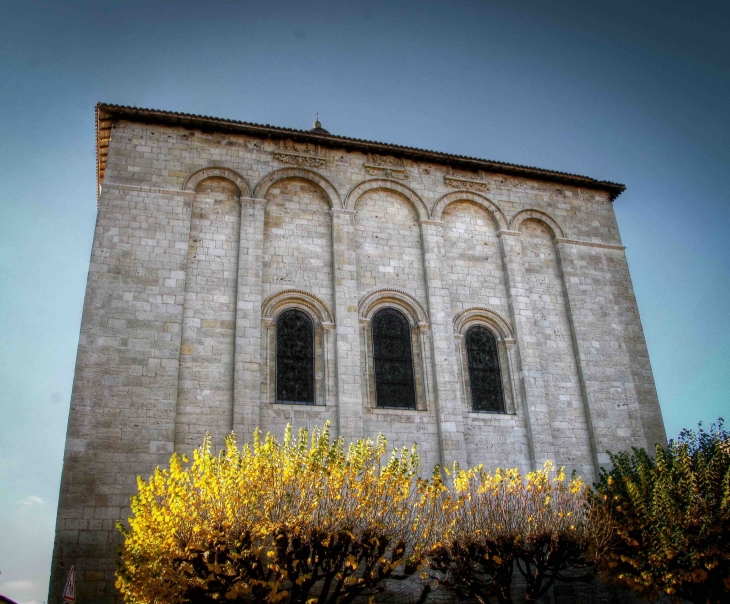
[
  {"left": 465, "top": 325, "right": 505, "bottom": 413},
  {"left": 276, "top": 309, "right": 315, "bottom": 405},
  {"left": 371, "top": 308, "right": 416, "bottom": 409}
]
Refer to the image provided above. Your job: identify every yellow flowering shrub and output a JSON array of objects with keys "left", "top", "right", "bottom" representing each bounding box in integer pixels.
[
  {"left": 426, "top": 461, "right": 612, "bottom": 604},
  {"left": 116, "top": 424, "right": 438, "bottom": 604}
]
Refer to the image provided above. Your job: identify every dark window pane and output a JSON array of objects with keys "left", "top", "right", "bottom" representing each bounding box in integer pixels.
[
  {"left": 372, "top": 308, "right": 416, "bottom": 409},
  {"left": 466, "top": 326, "right": 505, "bottom": 413},
  {"left": 276, "top": 309, "right": 315, "bottom": 404}
]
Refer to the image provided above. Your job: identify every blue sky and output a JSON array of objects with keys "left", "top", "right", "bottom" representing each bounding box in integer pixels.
[{"left": 0, "top": 1, "right": 728, "bottom": 602}]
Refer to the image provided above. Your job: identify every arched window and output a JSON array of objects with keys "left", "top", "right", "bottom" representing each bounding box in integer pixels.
[
  {"left": 465, "top": 326, "right": 505, "bottom": 413},
  {"left": 276, "top": 309, "right": 315, "bottom": 405},
  {"left": 372, "top": 308, "right": 416, "bottom": 409}
]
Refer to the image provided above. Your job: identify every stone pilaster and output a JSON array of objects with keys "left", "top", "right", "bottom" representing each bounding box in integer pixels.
[
  {"left": 232, "top": 197, "right": 266, "bottom": 440},
  {"left": 331, "top": 209, "right": 364, "bottom": 441},
  {"left": 498, "top": 230, "right": 554, "bottom": 469},
  {"left": 554, "top": 240, "right": 600, "bottom": 474},
  {"left": 420, "top": 220, "right": 468, "bottom": 468},
  {"left": 555, "top": 240, "right": 651, "bottom": 468}
]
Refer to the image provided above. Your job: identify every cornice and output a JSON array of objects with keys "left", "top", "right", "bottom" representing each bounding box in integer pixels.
[
  {"left": 100, "top": 182, "right": 194, "bottom": 197},
  {"left": 554, "top": 237, "right": 626, "bottom": 251},
  {"left": 95, "top": 103, "right": 626, "bottom": 202}
]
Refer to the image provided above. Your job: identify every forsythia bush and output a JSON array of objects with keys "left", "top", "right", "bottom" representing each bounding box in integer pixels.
[
  {"left": 426, "top": 462, "right": 612, "bottom": 604},
  {"left": 593, "top": 420, "right": 730, "bottom": 604},
  {"left": 116, "top": 424, "right": 438, "bottom": 604}
]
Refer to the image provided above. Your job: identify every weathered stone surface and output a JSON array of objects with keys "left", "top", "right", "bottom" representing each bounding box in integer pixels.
[{"left": 49, "top": 111, "right": 665, "bottom": 603}]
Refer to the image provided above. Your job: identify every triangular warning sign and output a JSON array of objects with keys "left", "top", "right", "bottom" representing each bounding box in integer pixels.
[{"left": 62, "top": 565, "right": 76, "bottom": 603}]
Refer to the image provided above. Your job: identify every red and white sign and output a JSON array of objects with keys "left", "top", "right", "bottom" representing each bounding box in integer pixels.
[{"left": 62, "top": 566, "right": 76, "bottom": 603}]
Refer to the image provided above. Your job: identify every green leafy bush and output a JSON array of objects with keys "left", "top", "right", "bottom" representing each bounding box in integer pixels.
[{"left": 593, "top": 419, "right": 730, "bottom": 603}]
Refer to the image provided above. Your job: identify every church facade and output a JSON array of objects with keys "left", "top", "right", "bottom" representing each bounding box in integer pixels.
[{"left": 49, "top": 103, "right": 665, "bottom": 602}]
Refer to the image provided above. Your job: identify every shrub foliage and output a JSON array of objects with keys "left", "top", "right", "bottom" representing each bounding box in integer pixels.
[
  {"left": 593, "top": 420, "right": 730, "bottom": 604},
  {"left": 426, "top": 461, "right": 612, "bottom": 603},
  {"left": 116, "top": 424, "right": 437, "bottom": 604},
  {"left": 118, "top": 420, "right": 730, "bottom": 604}
]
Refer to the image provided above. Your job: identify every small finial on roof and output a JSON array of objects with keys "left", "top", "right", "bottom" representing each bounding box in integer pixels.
[{"left": 309, "top": 113, "right": 330, "bottom": 135}]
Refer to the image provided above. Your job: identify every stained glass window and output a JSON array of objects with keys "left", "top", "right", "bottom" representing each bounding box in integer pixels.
[
  {"left": 276, "top": 309, "right": 315, "bottom": 405},
  {"left": 466, "top": 326, "right": 505, "bottom": 413},
  {"left": 372, "top": 308, "right": 416, "bottom": 409}
]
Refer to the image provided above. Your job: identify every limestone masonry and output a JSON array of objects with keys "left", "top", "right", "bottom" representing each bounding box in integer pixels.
[{"left": 49, "top": 103, "right": 666, "bottom": 603}]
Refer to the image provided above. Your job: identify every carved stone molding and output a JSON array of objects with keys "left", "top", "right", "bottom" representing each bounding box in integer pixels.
[
  {"left": 358, "top": 288, "right": 429, "bottom": 326},
  {"left": 444, "top": 176, "right": 490, "bottom": 193},
  {"left": 444, "top": 167, "right": 491, "bottom": 193},
  {"left": 273, "top": 140, "right": 326, "bottom": 168},
  {"left": 261, "top": 288, "right": 334, "bottom": 325},
  {"left": 371, "top": 153, "right": 405, "bottom": 168},
  {"left": 453, "top": 307, "right": 515, "bottom": 341},
  {"left": 363, "top": 153, "right": 409, "bottom": 180},
  {"left": 274, "top": 152, "right": 325, "bottom": 168}
]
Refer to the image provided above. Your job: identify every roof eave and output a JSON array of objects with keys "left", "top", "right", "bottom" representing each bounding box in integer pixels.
[{"left": 95, "top": 103, "right": 626, "bottom": 201}]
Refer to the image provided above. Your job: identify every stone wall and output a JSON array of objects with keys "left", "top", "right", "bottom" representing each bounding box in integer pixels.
[{"left": 49, "top": 118, "right": 665, "bottom": 603}]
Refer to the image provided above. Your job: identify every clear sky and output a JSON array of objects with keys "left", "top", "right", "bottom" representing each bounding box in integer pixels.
[{"left": 0, "top": 1, "right": 727, "bottom": 602}]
